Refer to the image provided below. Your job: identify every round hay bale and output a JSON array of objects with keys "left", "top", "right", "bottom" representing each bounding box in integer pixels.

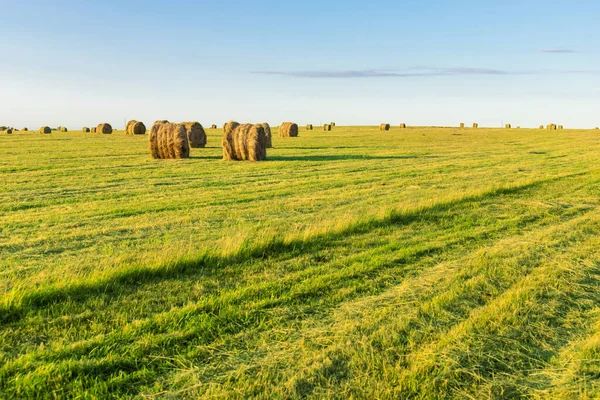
[
  {"left": 473, "top": 123, "right": 479, "bottom": 129},
  {"left": 39, "top": 126, "right": 51, "bottom": 134},
  {"left": 91, "top": 127, "right": 97, "bottom": 133},
  {"left": 97, "top": 123, "right": 113, "bottom": 134},
  {"left": 261, "top": 122, "right": 272, "bottom": 148},
  {"left": 279, "top": 122, "right": 299, "bottom": 137},
  {"left": 595, "top": 127, "right": 599, "bottom": 130},
  {"left": 558, "top": 125, "right": 564, "bottom": 130},
  {"left": 6, "top": 128, "right": 12, "bottom": 134},
  {"left": 211, "top": 124, "right": 217, "bottom": 129},
  {"left": 516, "top": 126, "right": 521, "bottom": 129},
  {"left": 547, "top": 124, "right": 557, "bottom": 130},
  {"left": 379, "top": 123, "right": 390, "bottom": 131},
  {"left": 60, "top": 127, "right": 68, "bottom": 132},
  {"left": 83, "top": 127, "right": 90, "bottom": 132},
  {"left": 126, "top": 120, "right": 146, "bottom": 135},
  {"left": 22, "top": 127, "right": 28, "bottom": 132},
  {"left": 323, "top": 124, "right": 332, "bottom": 131},
  {"left": 222, "top": 123, "right": 267, "bottom": 161},
  {"left": 400, "top": 123, "right": 406, "bottom": 128},
  {"left": 183, "top": 122, "right": 206, "bottom": 148},
  {"left": 460, "top": 123, "right": 465, "bottom": 128},
  {"left": 149, "top": 121, "right": 190, "bottom": 159},
  {"left": 539, "top": 125, "right": 544, "bottom": 129},
  {"left": 306, "top": 124, "right": 313, "bottom": 130},
  {"left": 331, "top": 122, "right": 336, "bottom": 127},
  {"left": 505, "top": 124, "right": 511, "bottom": 129}
]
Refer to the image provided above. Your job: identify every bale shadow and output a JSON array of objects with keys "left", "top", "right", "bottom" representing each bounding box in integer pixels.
[{"left": 268, "top": 155, "right": 427, "bottom": 162}]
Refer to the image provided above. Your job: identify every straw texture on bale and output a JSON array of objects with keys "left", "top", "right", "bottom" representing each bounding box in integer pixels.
[
  {"left": 323, "top": 124, "right": 332, "bottom": 131},
  {"left": 60, "top": 127, "right": 68, "bottom": 132},
  {"left": 39, "top": 126, "right": 51, "bottom": 134},
  {"left": 6, "top": 128, "right": 12, "bottom": 134},
  {"left": 279, "top": 122, "right": 298, "bottom": 137},
  {"left": 505, "top": 124, "right": 511, "bottom": 129},
  {"left": 261, "top": 122, "right": 272, "bottom": 148},
  {"left": 183, "top": 122, "right": 206, "bottom": 148},
  {"left": 126, "top": 120, "right": 146, "bottom": 135},
  {"left": 83, "top": 127, "right": 90, "bottom": 132},
  {"left": 400, "top": 123, "right": 406, "bottom": 128},
  {"left": 22, "top": 127, "right": 28, "bottom": 132},
  {"left": 97, "top": 123, "right": 113, "bottom": 134},
  {"left": 149, "top": 121, "right": 190, "bottom": 159},
  {"left": 379, "top": 123, "right": 390, "bottom": 131},
  {"left": 473, "top": 123, "right": 479, "bottom": 129},
  {"left": 221, "top": 122, "right": 267, "bottom": 161},
  {"left": 306, "top": 124, "right": 313, "bottom": 130},
  {"left": 460, "top": 123, "right": 465, "bottom": 128}
]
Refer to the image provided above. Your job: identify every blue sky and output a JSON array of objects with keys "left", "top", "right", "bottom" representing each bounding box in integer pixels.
[{"left": 1, "top": 0, "right": 600, "bottom": 128}]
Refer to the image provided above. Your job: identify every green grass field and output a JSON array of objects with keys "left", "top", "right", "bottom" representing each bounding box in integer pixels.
[{"left": 2, "top": 126, "right": 600, "bottom": 398}]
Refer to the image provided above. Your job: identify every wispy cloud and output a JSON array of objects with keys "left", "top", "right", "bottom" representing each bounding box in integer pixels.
[
  {"left": 251, "top": 66, "right": 598, "bottom": 79},
  {"left": 539, "top": 48, "right": 577, "bottom": 54}
]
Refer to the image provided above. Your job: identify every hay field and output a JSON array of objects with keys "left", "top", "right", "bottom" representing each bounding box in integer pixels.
[{"left": 2, "top": 126, "right": 600, "bottom": 398}]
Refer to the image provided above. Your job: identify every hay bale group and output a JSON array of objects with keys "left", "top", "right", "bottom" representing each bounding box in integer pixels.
[
  {"left": 380, "top": 123, "right": 390, "bottom": 131},
  {"left": 222, "top": 122, "right": 267, "bottom": 161}
]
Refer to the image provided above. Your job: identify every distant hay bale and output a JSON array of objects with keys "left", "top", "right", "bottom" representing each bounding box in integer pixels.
[
  {"left": 221, "top": 122, "right": 267, "bottom": 161},
  {"left": 97, "top": 123, "right": 113, "bottom": 134},
  {"left": 516, "top": 126, "right": 521, "bottom": 129},
  {"left": 379, "top": 123, "right": 390, "bottom": 131},
  {"left": 558, "top": 125, "right": 564, "bottom": 130},
  {"left": 473, "top": 123, "right": 479, "bottom": 129},
  {"left": 595, "top": 127, "right": 599, "bottom": 130},
  {"left": 460, "top": 123, "right": 465, "bottom": 128},
  {"left": 211, "top": 124, "right": 217, "bottom": 129},
  {"left": 39, "top": 126, "right": 51, "bottom": 134},
  {"left": 183, "top": 122, "right": 207, "bottom": 148},
  {"left": 83, "top": 127, "right": 90, "bottom": 132},
  {"left": 539, "top": 125, "right": 544, "bottom": 129},
  {"left": 149, "top": 121, "right": 190, "bottom": 159},
  {"left": 323, "top": 124, "right": 332, "bottom": 131},
  {"left": 60, "top": 127, "right": 68, "bottom": 132},
  {"left": 279, "top": 122, "right": 299, "bottom": 137},
  {"left": 126, "top": 120, "right": 146, "bottom": 135},
  {"left": 22, "top": 127, "right": 28, "bottom": 132},
  {"left": 261, "top": 122, "right": 272, "bottom": 148},
  {"left": 547, "top": 124, "right": 557, "bottom": 130},
  {"left": 6, "top": 128, "right": 12, "bottom": 134},
  {"left": 331, "top": 122, "right": 336, "bottom": 127},
  {"left": 400, "top": 123, "right": 406, "bottom": 128},
  {"left": 306, "top": 124, "right": 313, "bottom": 130},
  {"left": 91, "top": 127, "right": 96, "bottom": 133},
  {"left": 505, "top": 124, "right": 511, "bottom": 129}
]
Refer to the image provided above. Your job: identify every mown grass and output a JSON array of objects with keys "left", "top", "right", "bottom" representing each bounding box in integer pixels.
[{"left": 1, "top": 126, "right": 600, "bottom": 398}]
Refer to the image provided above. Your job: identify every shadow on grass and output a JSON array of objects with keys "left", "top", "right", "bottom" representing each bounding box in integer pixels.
[
  {"left": 267, "top": 154, "right": 428, "bottom": 162},
  {"left": 1, "top": 172, "right": 585, "bottom": 327}
]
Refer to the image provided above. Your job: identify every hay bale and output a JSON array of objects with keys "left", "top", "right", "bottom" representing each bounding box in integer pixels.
[
  {"left": 211, "top": 124, "right": 217, "bottom": 129},
  {"left": 380, "top": 123, "right": 390, "bottom": 131},
  {"left": 279, "top": 122, "right": 299, "bottom": 137},
  {"left": 505, "top": 124, "right": 511, "bottom": 129},
  {"left": 83, "top": 127, "right": 90, "bottom": 132},
  {"left": 22, "top": 127, "right": 28, "bottom": 132},
  {"left": 547, "top": 124, "right": 557, "bottom": 130},
  {"left": 516, "top": 126, "right": 521, "bottom": 129},
  {"left": 221, "top": 122, "right": 266, "bottom": 161},
  {"left": 149, "top": 121, "right": 190, "bottom": 159},
  {"left": 91, "top": 127, "right": 96, "bottom": 133},
  {"left": 183, "top": 122, "right": 207, "bottom": 148},
  {"left": 261, "top": 122, "right": 272, "bottom": 148},
  {"left": 460, "top": 123, "right": 465, "bottom": 128},
  {"left": 306, "top": 124, "right": 313, "bottom": 130},
  {"left": 595, "top": 127, "right": 599, "bottom": 130},
  {"left": 539, "top": 125, "right": 544, "bottom": 129},
  {"left": 126, "top": 120, "right": 146, "bottom": 135},
  {"left": 331, "top": 122, "right": 336, "bottom": 127},
  {"left": 60, "top": 127, "right": 68, "bottom": 132},
  {"left": 39, "top": 126, "right": 51, "bottom": 134},
  {"left": 323, "top": 124, "right": 332, "bottom": 131},
  {"left": 97, "top": 123, "right": 112, "bottom": 134},
  {"left": 472, "top": 123, "right": 479, "bottom": 129},
  {"left": 6, "top": 128, "right": 12, "bottom": 134},
  {"left": 558, "top": 125, "right": 564, "bottom": 130},
  {"left": 400, "top": 123, "right": 406, "bottom": 128}
]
